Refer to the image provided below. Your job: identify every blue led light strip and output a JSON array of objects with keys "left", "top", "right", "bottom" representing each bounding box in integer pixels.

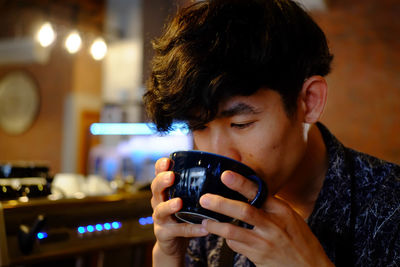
[
  {"left": 77, "top": 221, "right": 122, "bottom": 235},
  {"left": 39, "top": 218, "right": 153, "bottom": 239},
  {"left": 104, "top": 223, "right": 111, "bottom": 230},
  {"left": 139, "top": 216, "right": 153, "bottom": 226},
  {"left": 90, "top": 122, "right": 189, "bottom": 136}
]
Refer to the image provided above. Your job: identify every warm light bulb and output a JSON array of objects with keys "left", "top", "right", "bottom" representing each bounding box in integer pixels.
[
  {"left": 90, "top": 37, "right": 107, "bottom": 60},
  {"left": 65, "top": 31, "right": 82, "bottom": 54},
  {"left": 37, "top": 22, "right": 56, "bottom": 47}
]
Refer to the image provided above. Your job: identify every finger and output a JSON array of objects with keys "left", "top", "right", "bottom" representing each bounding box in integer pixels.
[
  {"left": 151, "top": 171, "right": 174, "bottom": 196},
  {"left": 200, "top": 195, "right": 284, "bottom": 243},
  {"left": 154, "top": 221, "right": 209, "bottom": 241},
  {"left": 199, "top": 193, "right": 267, "bottom": 227},
  {"left": 201, "top": 219, "right": 272, "bottom": 264},
  {"left": 225, "top": 238, "right": 276, "bottom": 265},
  {"left": 152, "top": 198, "right": 183, "bottom": 224},
  {"left": 155, "top": 158, "right": 171, "bottom": 175},
  {"left": 201, "top": 219, "right": 256, "bottom": 242},
  {"left": 263, "top": 195, "right": 301, "bottom": 222},
  {"left": 150, "top": 171, "right": 175, "bottom": 208},
  {"left": 221, "top": 171, "right": 259, "bottom": 201},
  {"left": 262, "top": 195, "right": 288, "bottom": 212},
  {"left": 261, "top": 195, "right": 307, "bottom": 237},
  {"left": 225, "top": 239, "right": 255, "bottom": 259}
]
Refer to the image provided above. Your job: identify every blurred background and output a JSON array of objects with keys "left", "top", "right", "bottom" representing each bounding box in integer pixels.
[
  {"left": 0, "top": 0, "right": 398, "bottom": 266},
  {"left": 0, "top": 0, "right": 398, "bottom": 175}
]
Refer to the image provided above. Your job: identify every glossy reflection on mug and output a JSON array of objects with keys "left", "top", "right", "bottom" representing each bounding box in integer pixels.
[{"left": 168, "top": 151, "right": 267, "bottom": 224}]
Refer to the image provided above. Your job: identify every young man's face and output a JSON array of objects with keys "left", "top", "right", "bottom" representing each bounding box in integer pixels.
[{"left": 192, "top": 88, "right": 308, "bottom": 194}]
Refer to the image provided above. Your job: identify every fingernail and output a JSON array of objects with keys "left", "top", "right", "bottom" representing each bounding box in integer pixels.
[
  {"left": 199, "top": 226, "right": 208, "bottom": 234},
  {"left": 164, "top": 172, "right": 173, "bottom": 183},
  {"left": 161, "top": 158, "right": 169, "bottom": 169},
  {"left": 222, "top": 171, "right": 235, "bottom": 186},
  {"left": 202, "top": 219, "right": 208, "bottom": 227},
  {"left": 171, "top": 198, "right": 180, "bottom": 209},
  {"left": 200, "top": 194, "right": 211, "bottom": 207}
]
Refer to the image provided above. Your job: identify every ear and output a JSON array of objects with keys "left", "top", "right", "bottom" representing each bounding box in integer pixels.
[{"left": 298, "top": 75, "right": 328, "bottom": 123}]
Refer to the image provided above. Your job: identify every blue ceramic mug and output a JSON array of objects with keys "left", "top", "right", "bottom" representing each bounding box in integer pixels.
[{"left": 168, "top": 150, "right": 267, "bottom": 224}]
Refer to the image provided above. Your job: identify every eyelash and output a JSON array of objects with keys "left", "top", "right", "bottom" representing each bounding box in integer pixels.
[
  {"left": 230, "top": 121, "right": 254, "bottom": 129},
  {"left": 190, "top": 125, "right": 208, "bottom": 131},
  {"left": 190, "top": 121, "right": 255, "bottom": 131}
]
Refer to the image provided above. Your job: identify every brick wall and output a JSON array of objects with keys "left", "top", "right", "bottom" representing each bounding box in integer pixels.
[{"left": 314, "top": 0, "right": 400, "bottom": 163}]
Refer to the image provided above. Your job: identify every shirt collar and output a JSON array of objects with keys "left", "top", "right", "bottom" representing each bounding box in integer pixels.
[{"left": 308, "top": 122, "right": 353, "bottom": 231}]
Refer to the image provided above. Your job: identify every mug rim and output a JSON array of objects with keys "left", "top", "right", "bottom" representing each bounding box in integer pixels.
[
  {"left": 175, "top": 211, "right": 220, "bottom": 224},
  {"left": 171, "top": 150, "right": 255, "bottom": 172}
]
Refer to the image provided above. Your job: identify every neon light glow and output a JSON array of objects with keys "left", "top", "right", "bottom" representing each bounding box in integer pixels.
[
  {"left": 112, "top": 221, "right": 121, "bottom": 229},
  {"left": 146, "top": 217, "right": 154, "bottom": 224},
  {"left": 87, "top": 225, "right": 95, "bottom": 232},
  {"left": 90, "top": 123, "right": 189, "bottom": 136},
  {"left": 37, "top": 232, "right": 48, "bottom": 239},
  {"left": 76, "top": 222, "right": 124, "bottom": 235},
  {"left": 95, "top": 224, "right": 103, "bottom": 231},
  {"left": 103, "top": 223, "right": 111, "bottom": 230},
  {"left": 139, "top": 216, "right": 153, "bottom": 226}
]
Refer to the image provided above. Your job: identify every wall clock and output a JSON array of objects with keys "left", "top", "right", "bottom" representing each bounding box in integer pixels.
[{"left": 0, "top": 71, "right": 40, "bottom": 135}]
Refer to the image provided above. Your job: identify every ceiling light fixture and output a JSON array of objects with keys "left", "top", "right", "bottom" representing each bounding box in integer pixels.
[
  {"left": 90, "top": 37, "right": 107, "bottom": 60},
  {"left": 37, "top": 22, "right": 56, "bottom": 47},
  {"left": 65, "top": 30, "right": 82, "bottom": 54}
]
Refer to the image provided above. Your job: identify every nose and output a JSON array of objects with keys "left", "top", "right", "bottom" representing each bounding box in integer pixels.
[{"left": 208, "top": 128, "right": 241, "bottom": 162}]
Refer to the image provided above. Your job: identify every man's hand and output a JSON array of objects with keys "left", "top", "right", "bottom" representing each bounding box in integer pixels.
[
  {"left": 199, "top": 171, "right": 334, "bottom": 267},
  {"left": 151, "top": 158, "right": 209, "bottom": 266}
]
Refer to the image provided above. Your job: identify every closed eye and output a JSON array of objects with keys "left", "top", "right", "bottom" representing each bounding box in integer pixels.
[
  {"left": 230, "top": 121, "right": 255, "bottom": 129},
  {"left": 190, "top": 124, "right": 208, "bottom": 132}
]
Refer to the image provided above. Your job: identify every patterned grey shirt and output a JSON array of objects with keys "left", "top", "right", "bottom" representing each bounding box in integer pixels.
[{"left": 185, "top": 123, "right": 400, "bottom": 266}]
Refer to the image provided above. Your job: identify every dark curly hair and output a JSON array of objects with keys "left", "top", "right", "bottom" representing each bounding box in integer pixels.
[{"left": 143, "top": 0, "right": 333, "bottom": 132}]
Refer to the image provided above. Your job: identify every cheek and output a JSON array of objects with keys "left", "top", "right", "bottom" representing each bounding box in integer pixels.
[
  {"left": 255, "top": 125, "right": 289, "bottom": 156},
  {"left": 271, "top": 143, "right": 280, "bottom": 151},
  {"left": 192, "top": 132, "right": 207, "bottom": 150},
  {"left": 245, "top": 122, "right": 305, "bottom": 183}
]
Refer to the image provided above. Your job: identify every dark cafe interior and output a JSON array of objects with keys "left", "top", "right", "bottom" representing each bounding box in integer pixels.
[{"left": 0, "top": 0, "right": 398, "bottom": 266}]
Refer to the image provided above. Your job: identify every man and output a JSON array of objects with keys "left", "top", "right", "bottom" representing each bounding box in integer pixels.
[{"left": 143, "top": 0, "right": 400, "bottom": 266}]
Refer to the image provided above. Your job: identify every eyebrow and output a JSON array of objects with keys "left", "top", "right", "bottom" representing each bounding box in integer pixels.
[{"left": 218, "top": 102, "right": 261, "bottom": 118}]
